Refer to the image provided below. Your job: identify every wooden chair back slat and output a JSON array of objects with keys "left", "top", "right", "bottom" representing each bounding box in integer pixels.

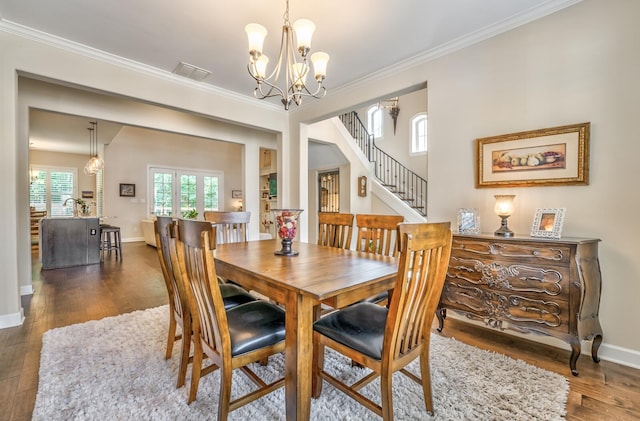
[
  {"left": 386, "top": 222, "right": 452, "bottom": 360},
  {"left": 175, "top": 219, "right": 226, "bottom": 358},
  {"left": 355, "top": 214, "right": 404, "bottom": 257},
  {"left": 318, "top": 212, "right": 354, "bottom": 249},
  {"left": 203, "top": 211, "right": 250, "bottom": 244},
  {"left": 154, "top": 216, "right": 193, "bottom": 388}
]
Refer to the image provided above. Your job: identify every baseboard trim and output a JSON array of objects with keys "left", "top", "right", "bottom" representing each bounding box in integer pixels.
[
  {"left": 599, "top": 343, "right": 640, "bottom": 370},
  {"left": 20, "top": 284, "right": 34, "bottom": 296},
  {"left": 446, "top": 312, "right": 640, "bottom": 370},
  {"left": 122, "top": 237, "right": 144, "bottom": 243},
  {"left": 0, "top": 309, "right": 24, "bottom": 329}
]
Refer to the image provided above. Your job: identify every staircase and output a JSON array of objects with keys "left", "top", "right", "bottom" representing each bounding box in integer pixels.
[{"left": 339, "top": 112, "right": 427, "bottom": 216}]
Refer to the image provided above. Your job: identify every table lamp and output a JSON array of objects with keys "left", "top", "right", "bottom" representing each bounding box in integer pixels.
[{"left": 494, "top": 194, "right": 515, "bottom": 237}]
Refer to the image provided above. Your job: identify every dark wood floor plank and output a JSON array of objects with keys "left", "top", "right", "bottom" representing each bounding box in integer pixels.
[{"left": 0, "top": 241, "right": 638, "bottom": 421}]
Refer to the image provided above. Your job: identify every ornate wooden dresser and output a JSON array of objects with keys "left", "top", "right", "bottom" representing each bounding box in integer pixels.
[{"left": 437, "top": 234, "right": 603, "bottom": 375}]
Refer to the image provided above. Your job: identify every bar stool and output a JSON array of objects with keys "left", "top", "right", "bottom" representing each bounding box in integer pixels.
[{"left": 100, "top": 224, "right": 122, "bottom": 261}]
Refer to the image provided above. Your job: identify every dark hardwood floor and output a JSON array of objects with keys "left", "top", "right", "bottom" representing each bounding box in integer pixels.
[{"left": 1, "top": 241, "right": 639, "bottom": 420}]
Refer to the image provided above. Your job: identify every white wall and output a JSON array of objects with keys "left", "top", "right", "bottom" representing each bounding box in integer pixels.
[
  {"left": 103, "top": 126, "right": 244, "bottom": 240},
  {"left": 290, "top": 0, "right": 640, "bottom": 365}
]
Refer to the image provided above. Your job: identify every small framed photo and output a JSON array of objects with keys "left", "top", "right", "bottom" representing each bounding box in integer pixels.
[
  {"left": 232, "top": 190, "right": 243, "bottom": 199},
  {"left": 457, "top": 208, "right": 480, "bottom": 235},
  {"left": 531, "top": 208, "right": 566, "bottom": 239},
  {"left": 81, "top": 190, "right": 94, "bottom": 199},
  {"left": 119, "top": 183, "right": 135, "bottom": 197}
]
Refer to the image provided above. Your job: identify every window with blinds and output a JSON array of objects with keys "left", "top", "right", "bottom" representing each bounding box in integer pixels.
[{"left": 29, "top": 166, "right": 78, "bottom": 216}]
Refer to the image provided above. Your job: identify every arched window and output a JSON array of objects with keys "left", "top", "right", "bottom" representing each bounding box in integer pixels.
[
  {"left": 367, "top": 105, "right": 382, "bottom": 138},
  {"left": 411, "top": 113, "right": 427, "bottom": 153}
]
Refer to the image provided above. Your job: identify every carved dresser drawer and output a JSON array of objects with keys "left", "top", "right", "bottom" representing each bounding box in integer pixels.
[{"left": 437, "top": 234, "right": 603, "bottom": 376}]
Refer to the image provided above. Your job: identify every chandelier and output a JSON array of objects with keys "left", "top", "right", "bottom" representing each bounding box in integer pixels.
[
  {"left": 84, "top": 121, "right": 104, "bottom": 176},
  {"left": 245, "top": 0, "right": 329, "bottom": 110}
]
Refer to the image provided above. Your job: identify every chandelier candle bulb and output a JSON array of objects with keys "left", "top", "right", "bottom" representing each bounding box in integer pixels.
[
  {"left": 292, "top": 19, "right": 315, "bottom": 53},
  {"left": 245, "top": 24, "right": 267, "bottom": 58}
]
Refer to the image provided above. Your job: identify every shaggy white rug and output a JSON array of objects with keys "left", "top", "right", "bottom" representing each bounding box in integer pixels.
[{"left": 33, "top": 305, "right": 568, "bottom": 420}]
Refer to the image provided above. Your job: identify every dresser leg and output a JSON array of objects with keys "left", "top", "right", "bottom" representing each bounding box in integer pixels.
[
  {"left": 569, "top": 339, "right": 581, "bottom": 376},
  {"left": 436, "top": 308, "right": 446, "bottom": 332},
  {"left": 591, "top": 334, "right": 603, "bottom": 363}
]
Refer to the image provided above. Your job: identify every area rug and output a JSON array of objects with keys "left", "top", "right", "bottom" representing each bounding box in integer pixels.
[{"left": 33, "top": 305, "right": 568, "bottom": 420}]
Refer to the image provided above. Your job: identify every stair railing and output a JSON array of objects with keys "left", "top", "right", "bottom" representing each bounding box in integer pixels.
[{"left": 339, "top": 112, "right": 427, "bottom": 216}]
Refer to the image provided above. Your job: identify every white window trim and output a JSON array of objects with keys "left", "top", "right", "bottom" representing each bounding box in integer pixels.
[
  {"left": 410, "top": 113, "right": 427, "bottom": 155},
  {"left": 367, "top": 105, "right": 383, "bottom": 139}
]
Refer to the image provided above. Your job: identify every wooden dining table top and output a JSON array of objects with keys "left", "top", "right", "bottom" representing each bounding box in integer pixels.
[
  {"left": 214, "top": 239, "right": 398, "bottom": 306},
  {"left": 213, "top": 239, "right": 398, "bottom": 421}
]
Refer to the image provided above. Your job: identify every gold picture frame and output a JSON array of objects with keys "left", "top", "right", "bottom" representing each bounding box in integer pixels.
[{"left": 476, "top": 122, "right": 590, "bottom": 188}]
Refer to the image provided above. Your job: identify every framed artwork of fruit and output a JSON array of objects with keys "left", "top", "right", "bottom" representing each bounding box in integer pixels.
[{"left": 475, "top": 122, "right": 590, "bottom": 188}]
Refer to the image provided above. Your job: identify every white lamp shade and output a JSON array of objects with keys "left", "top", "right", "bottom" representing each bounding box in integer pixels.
[
  {"left": 291, "top": 62, "right": 308, "bottom": 88},
  {"left": 245, "top": 23, "right": 268, "bottom": 56},
  {"left": 494, "top": 195, "right": 515, "bottom": 217},
  {"left": 310, "top": 52, "right": 329, "bottom": 79},
  {"left": 255, "top": 55, "right": 269, "bottom": 79},
  {"left": 292, "top": 19, "right": 315, "bottom": 51}
]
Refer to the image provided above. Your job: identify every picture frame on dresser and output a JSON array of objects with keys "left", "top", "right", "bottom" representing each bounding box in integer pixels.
[
  {"left": 476, "top": 122, "right": 590, "bottom": 188},
  {"left": 531, "top": 208, "right": 566, "bottom": 239},
  {"left": 456, "top": 208, "right": 480, "bottom": 234}
]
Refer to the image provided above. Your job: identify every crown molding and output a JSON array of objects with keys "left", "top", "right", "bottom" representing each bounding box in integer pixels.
[
  {"left": 0, "top": 18, "right": 284, "bottom": 114},
  {"left": 327, "top": 0, "right": 583, "bottom": 98}
]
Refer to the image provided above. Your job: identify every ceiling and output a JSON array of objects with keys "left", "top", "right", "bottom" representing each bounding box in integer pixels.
[{"left": 1, "top": 0, "right": 579, "bottom": 154}]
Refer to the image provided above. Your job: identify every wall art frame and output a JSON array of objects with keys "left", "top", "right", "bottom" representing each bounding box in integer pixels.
[
  {"left": 476, "top": 122, "right": 590, "bottom": 188},
  {"left": 119, "top": 183, "right": 135, "bottom": 197},
  {"left": 530, "top": 208, "right": 566, "bottom": 239},
  {"left": 232, "top": 190, "right": 243, "bottom": 199}
]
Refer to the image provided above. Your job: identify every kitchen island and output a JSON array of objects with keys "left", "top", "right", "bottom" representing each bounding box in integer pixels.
[{"left": 40, "top": 217, "right": 101, "bottom": 269}]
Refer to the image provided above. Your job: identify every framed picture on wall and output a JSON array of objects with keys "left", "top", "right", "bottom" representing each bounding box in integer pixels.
[
  {"left": 476, "top": 122, "right": 590, "bottom": 188},
  {"left": 119, "top": 183, "right": 135, "bottom": 197},
  {"left": 232, "top": 190, "right": 243, "bottom": 198}
]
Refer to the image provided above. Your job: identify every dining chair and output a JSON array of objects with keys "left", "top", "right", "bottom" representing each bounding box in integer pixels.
[
  {"left": 312, "top": 222, "right": 452, "bottom": 420},
  {"left": 317, "top": 212, "right": 354, "bottom": 249},
  {"left": 174, "top": 219, "right": 286, "bottom": 417},
  {"left": 354, "top": 214, "right": 404, "bottom": 257},
  {"left": 354, "top": 213, "right": 404, "bottom": 305},
  {"left": 30, "top": 209, "right": 47, "bottom": 251},
  {"left": 154, "top": 217, "right": 256, "bottom": 389},
  {"left": 203, "top": 211, "right": 250, "bottom": 244}
]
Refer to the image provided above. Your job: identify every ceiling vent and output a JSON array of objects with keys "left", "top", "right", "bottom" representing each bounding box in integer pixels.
[{"left": 172, "top": 62, "right": 211, "bottom": 82}]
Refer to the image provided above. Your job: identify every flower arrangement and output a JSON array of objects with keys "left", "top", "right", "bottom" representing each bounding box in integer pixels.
[{"left": 276, "top": 212, "right": 298, "bottom": 240}]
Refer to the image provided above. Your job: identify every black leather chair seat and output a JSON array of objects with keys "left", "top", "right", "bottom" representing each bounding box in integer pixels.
[
  {"left": 227, "top": 301, "right": 286, "bottom": 356},
  {"left": 219, "top": 283, "right": 256, "bottom": 310},
  {"left": 362, "top": 291, "right": 388, "bottom": 304},
  {"left": 313, "top": 302, "right": 388, "bottom": 360}
]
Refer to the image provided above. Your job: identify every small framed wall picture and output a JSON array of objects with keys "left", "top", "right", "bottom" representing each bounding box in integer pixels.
[
  {"left": 232, "top": 190, "right": 243, "bottom": 199},
  {"left": 530, "top": 208, "right": 566, "bottom": 239},
  {"left": 457, "top": 208, "right": 481, "bottom": 234},
  {"left": 358, "top": 176, "right": 367, "bottom": 197},
  {"left": 119, "top": 183, "right": 135, "bottom": 197}
]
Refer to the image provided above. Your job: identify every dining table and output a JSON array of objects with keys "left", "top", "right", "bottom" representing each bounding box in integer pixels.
[{"left": 214, "top": 239, "right": 398, "bottom": 421}]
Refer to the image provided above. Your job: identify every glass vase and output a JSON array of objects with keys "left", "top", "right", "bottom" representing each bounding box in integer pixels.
[{"left": 272, "top": 209, "right": 303, "bottom": 256}]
